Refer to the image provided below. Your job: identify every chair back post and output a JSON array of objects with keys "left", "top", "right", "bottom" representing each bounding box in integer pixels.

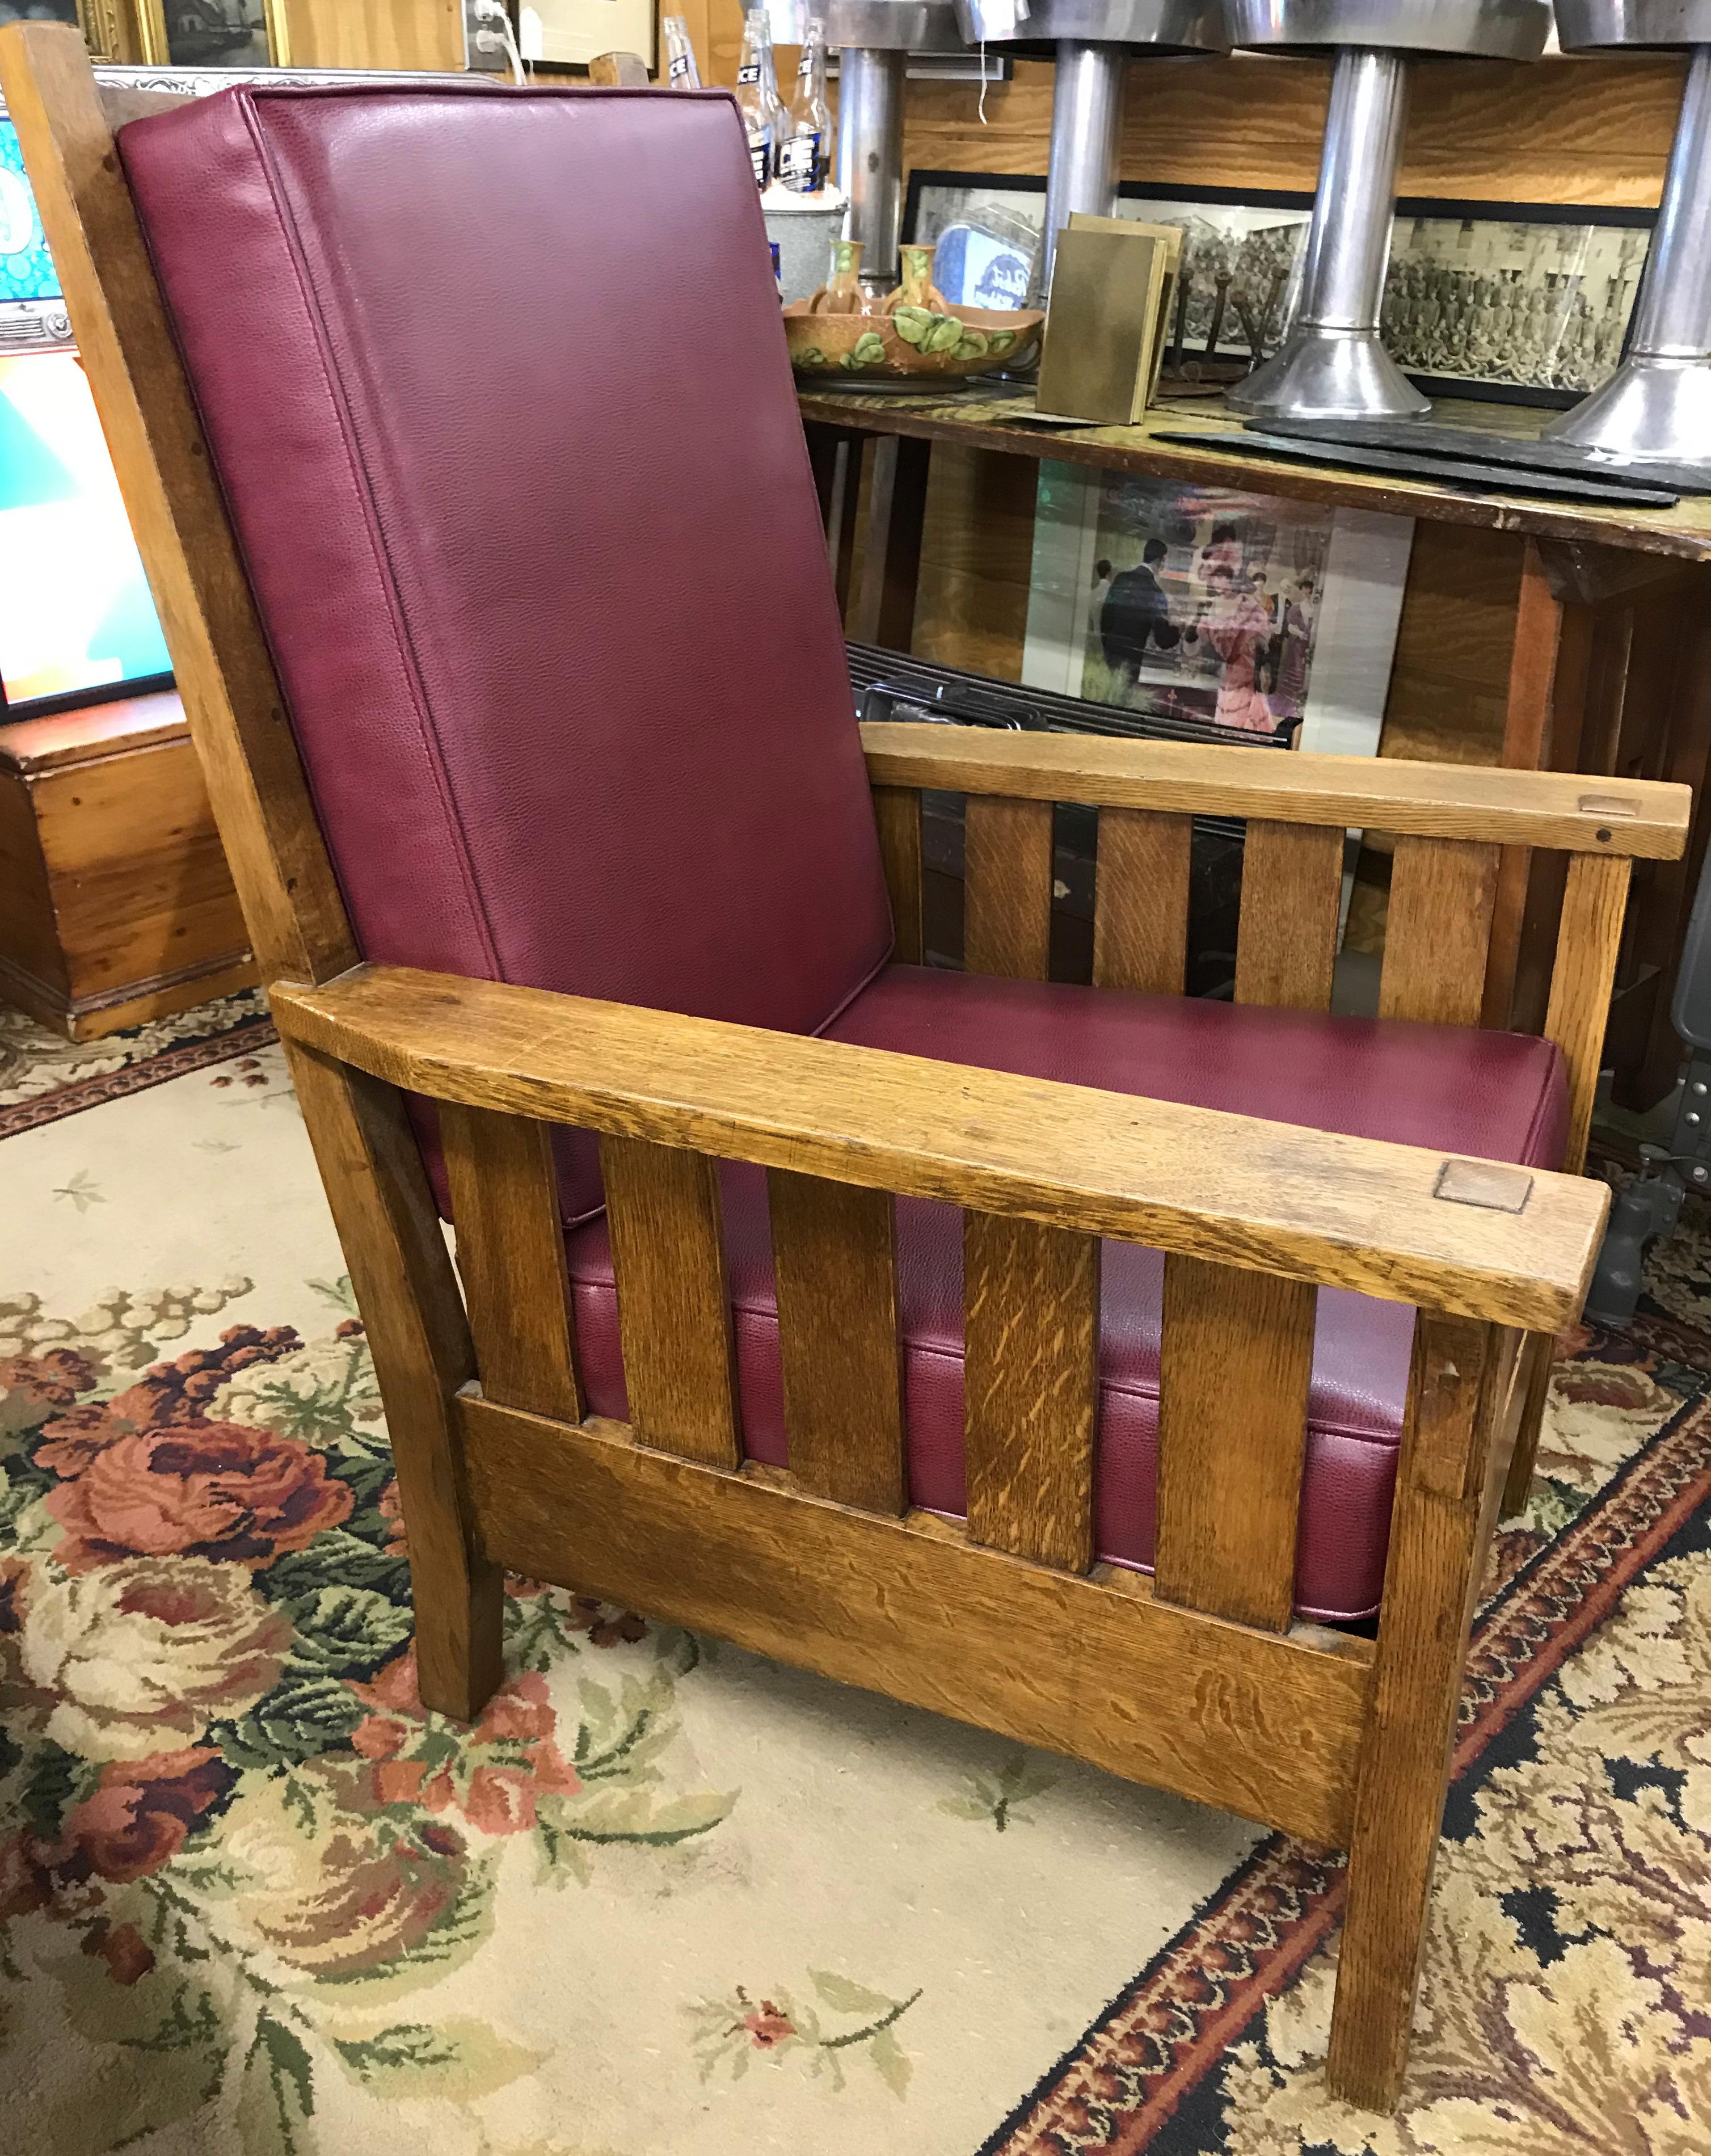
[
  {"left": 0, "top": 20, "right": 509, "bottom": 1716},
  {"left": 0, "top": 22, "right": 355, "bottom": 988}
]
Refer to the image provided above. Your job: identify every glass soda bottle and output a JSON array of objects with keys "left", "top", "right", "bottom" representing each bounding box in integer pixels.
[
  {"left": 662, "top": 14, "right": 701, "bottom": 89},
  {"left": 780, "top": 16, "right": 832, "bottom": 194},
  {"left": 735, "top": 10, "right": 781, "bottom": 189}
]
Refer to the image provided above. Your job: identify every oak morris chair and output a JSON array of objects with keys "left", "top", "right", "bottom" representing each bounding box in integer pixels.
[{"left": 2, "top": 20, "right": 1691, "bottom": 2111}]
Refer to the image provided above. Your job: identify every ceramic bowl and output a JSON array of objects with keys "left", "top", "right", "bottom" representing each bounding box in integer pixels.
[{"left": 784, "top": 301, "right": 1045, "bottom": 382}]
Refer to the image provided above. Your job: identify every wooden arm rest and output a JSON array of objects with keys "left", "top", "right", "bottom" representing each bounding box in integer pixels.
[
  {"left": 861, "top": 721, "right": 1691, "bottom": 859},
  {"left": 272, "top": 965, "right": 1607, "bottom": 1330}
]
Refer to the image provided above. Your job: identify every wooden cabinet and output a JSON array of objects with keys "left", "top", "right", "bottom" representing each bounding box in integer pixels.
[{"left": 0, "top": 691, "right": 256, "bottom": 1039}]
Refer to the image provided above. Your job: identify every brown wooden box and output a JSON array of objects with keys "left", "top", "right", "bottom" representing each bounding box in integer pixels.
[{"left": 0, "top": 687, "right": 256, "bottom": 1039}]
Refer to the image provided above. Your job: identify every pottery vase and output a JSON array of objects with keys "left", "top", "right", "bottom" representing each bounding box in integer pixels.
[
  {"left": 883, "top": 243, "right": 950, "bottom": 315},
  {"left": 808, "top": 238, "right": 869, "bottom": 315}
]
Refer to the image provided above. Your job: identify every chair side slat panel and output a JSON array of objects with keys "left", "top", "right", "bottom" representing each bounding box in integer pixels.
[
  {"left": 964, "top": 1212, "right": 1099, "bottom": 1571},
  {"left": 1235, "top": 819, "right": 1345, "bottom": 1012},
  {"left": 599, "top": 1135, "right": 740, "bottom": 1467},
  {"left": 1094, "top": 806, "right": 1192, "bottom": 995},
  {"left": 965, "top": 794, "right": 1053, "bottom": 980},
  {"left": 1379, "top": 835, "right": 1501, "bottom": 1027},
  {"left": 1155, "top": 1254, "right": 1317, "bottom": 1632},
  {"left": 768, "top": 1170, "right": 907, "bottom": 1513},
  {"left": 441, "top": 1102, "right": 582, "bottom": 1423}
]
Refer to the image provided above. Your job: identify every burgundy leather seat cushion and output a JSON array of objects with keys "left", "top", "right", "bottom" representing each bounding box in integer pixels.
[
  {"left": 119, "top": 85, "right": 892, "bottom": 1220},
  {"left": 568, "top": 967, "right": 1569, "bottom": 1622}
]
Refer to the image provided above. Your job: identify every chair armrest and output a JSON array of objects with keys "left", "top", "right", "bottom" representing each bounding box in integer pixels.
[
  {"left": 860, "top": 720, "right": 1691, "bottom": 859},
  {"left": 272, "top": 965, "right": 1607, "bottom": 1331}
]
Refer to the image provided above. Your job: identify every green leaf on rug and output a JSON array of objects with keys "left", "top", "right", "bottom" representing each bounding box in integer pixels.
[
  {"left": 237, "top": 2012, "right": 315, "bottom": 2156},
  {"left": 18, "top": 1740, "right": 90, "bottom": 1842},
  {"left": 282, "top": 1583, "right": 413, "bottom": 1679},
  {"left": 869, "top": 2023, "right": 913, "bottom": 2098},
  {"left": 330, "top": 2018, "right": 543, "bottom": 2099},
  {"left": 307, "top": 1275, "right": 359, "bottom": 1316},
  {"left": 537, "top": 1783, "right": 734, "bottom": 1860},
  {"left": 263, "top": 1530, "right": 409, "bottom": 1605},
  {"left": 810, "top": 1969, "right": 897, "bottom": 2017},
  {"left": 213, "top": 1675, "right": 368, "bottom": 1771}
]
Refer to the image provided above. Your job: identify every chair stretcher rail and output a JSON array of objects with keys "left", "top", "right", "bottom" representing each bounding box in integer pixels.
[
  {"left": 859, "top": 721, "right": 1692, "bottom": 858},
  {"left": 271, "top": 965, "right": 1608, "bottom": 1331}
]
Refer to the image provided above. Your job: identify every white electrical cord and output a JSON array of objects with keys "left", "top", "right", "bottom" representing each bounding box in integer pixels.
[{"left": 471, "top": 0, "right": 528, "bottom": 83}]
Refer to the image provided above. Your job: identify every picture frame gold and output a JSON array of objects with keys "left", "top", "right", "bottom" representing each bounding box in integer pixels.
[
  {"left": 73, "top": 1, "right": 124, "bottom": 61},
  {"left": 129, "top": 0, "right": 292, "bottom": 69}
]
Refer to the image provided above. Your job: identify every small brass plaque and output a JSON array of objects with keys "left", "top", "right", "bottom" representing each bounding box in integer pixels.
[
  {"left": 1577, "top": 793, "right": 1641, "bottom": 818},
  {"left": 1434, "top": 1159, "right": 1533, "bottom": 1214}
]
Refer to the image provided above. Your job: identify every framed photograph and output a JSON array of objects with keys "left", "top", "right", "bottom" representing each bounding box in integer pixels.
[
  {"left": 134, "top": 0, "right": 289, "bottom": 68},
  {"left": 904, "top": 170, "right": 1658, "bottom": 409},
  {"left": 1021, "top": 460, "right": 1414, "bottom": 761}
]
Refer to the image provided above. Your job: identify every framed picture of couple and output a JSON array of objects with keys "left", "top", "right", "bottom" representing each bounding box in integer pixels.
[{"left": 1022, "top": 463, "right": 1416, "bottom": 761}]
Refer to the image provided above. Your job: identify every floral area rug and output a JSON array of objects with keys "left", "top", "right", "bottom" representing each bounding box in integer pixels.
[
  {"left": 0, "top": 991, "right": 272, "bottom": 1141},
  {"left": 1, "top": 1001, "right": 1709, "bottom": 2155}
]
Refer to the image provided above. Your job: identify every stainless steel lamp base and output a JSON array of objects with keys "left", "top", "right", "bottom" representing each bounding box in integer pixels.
[
  {"left": 1543, "top": 353, "right": 1711, "bottom": 465},
  {"left": 1227, "top": 325, "right": 1430, "bottom": 424}
]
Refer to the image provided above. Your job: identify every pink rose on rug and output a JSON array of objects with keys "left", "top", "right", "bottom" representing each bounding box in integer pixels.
[
  {"left": 0, "top": 1350, "right": 99, "bottom": 1415},
  {"left": 742, "top": 2002, "right": 797, "bottom": 2049},
  {"left": 50, "top": 1747, "right": 238, "bottom": 1886},
  {"left": 45, "top": 1421, "right": 352, "bottom": 1570},
  {"left": 349, "top": 1648, "right": 581, "bottom": 1834},
  {"left": 36, "top": 1327, "right": 304, "bottom": 1477}
]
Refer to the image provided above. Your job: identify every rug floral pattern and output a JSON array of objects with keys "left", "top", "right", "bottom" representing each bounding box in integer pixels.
[
  {"left": 0, "top": 1284, "right": 737, "bottom": 2149},
  {"left": 2, "top": 1010, "right": 1711, "bottom": 2154}
]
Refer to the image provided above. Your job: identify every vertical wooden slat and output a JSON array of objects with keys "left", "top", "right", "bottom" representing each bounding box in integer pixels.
[
  {"left": 965, "top": 794, "right": 1054, "bottom": 980},
  {"left": 1154, "top": 1255, "right": 1317, "bottom": 1633},
  {"left": 964, "top": 1212, "right": 1099, "bottom": 1572},
  {"left": 1328, "top": 1315, "right": 1501, "bottom": 2111},
  {"left": 284, "top": 1043, "right": 503, "bottom": 1721},
  {"left": 1379, "top": 835, "right": 1501, "bottom": 1026},
  {"left": 1544, "top": 849, "right": 1633, "bottom": 1174},
  {"left": 440, "top": 1101, "right": 581, "bottom": 1424},
  {"left": 848, "top": 432, "right": 931, "bottom": 652},
  {"left": 599, "top": 1135, "right": 740, "bottom": 1467},
  {"left": 768, "top": 1170, "right": 905, "bottom": 1513},
  {"left": 1234, "top": 820, "right": 1345, "bottom": 1012},
  {"left": 1482, "top": 540, "right": 1594, "bottom": 1031},
  {"left": 1094, "top": 806, "right": 1192, "bottom": 995},
  {"left": 872, "top": 785, "right": 925, "bottom": 965}
]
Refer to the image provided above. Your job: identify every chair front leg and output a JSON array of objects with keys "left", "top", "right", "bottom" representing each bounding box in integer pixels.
[
  {"left": 284, "top": 1039, "right": 505, "bottom": 1721},
  {"left": 1327, "top": 1315, "right": 1510, "bottom": 2109}
]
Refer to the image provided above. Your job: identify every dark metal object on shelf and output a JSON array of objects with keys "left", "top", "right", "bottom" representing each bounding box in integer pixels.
[
  {"left": 1223, "top": 0, "right": 1552, "bottom": 424},
  {"left": 1549, "top": 3, "right": 1711, "bottom": 465},
  {"left": 1150, "top": 427, "right": 1683, "bottom": 505},
  {"left": 1237, "top": 415, "right": 1711, "bottom": 496},
  {"left": 846, "top": 639, "right": 1295, "bottom": 994},
  {"left": 950, "top": 0, "right": 1228, "bottom": 303}
]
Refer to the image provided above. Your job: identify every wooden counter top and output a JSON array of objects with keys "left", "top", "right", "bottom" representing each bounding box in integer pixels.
[{"left": 797, "top": 386, "right": 1711, "bottom": 566}]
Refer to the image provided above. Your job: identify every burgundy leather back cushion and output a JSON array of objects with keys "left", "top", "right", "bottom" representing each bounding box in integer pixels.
[{"left": 119, "top": 85, "right": 892, "bottom": 1213}]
